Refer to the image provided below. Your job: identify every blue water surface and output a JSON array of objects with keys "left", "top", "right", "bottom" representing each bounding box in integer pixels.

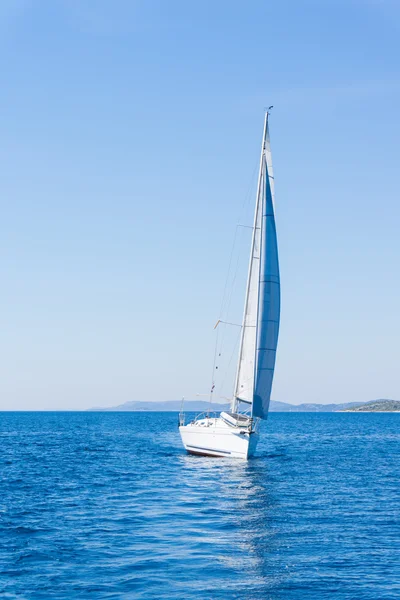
[{"left": 0, "top": 412, "right": 399, "bottom": 599}]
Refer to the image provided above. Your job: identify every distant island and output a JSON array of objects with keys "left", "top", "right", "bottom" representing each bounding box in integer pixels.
[
  {"left": 88, "top": 399, "right": 399, "bottom": 413},
  {"left": 342, "top": 399, "right": 400, "bottom": 412}
]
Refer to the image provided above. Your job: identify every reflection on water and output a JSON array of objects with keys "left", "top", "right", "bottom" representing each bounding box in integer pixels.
[
  {"left": 174, "top": 450, "right": 284, "bottom": 598},
  {"left": 1, "top": 412, "right": 399, "bottom": 599}
]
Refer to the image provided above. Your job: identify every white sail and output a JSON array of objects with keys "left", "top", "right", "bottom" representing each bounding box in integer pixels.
[
  {"left": 233, "top": 118, "right": 268, "bottom": 407},
  {"left": 253, "top": 147, "right": 280, "bottom": 419},
  {"left": 233, "top": 114, "right": 280, "bottom": 416}
]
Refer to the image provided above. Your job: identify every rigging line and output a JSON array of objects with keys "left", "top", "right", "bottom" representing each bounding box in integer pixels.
[
  {"left": 215, "top": 320, "right": 243, "bottom": 328},
  {"left": 218, "top": 162, "right": 258, "bottom": 322},
  {"left": 213, "top": 162, "right": 258, "bottom": 405},
  {"left": 219, "top": 218, "right": 257, "bottom": 363},
  {"left": 218, "top": 224, "right": 239, "bottom": 320},
  {"left": 219, "top": 225, "right": 245, "bottom": 335},
  {"left": 240, "top": 162, "right": 259, "bottom": 222},
  {"left": 208, "top": 324, "right": 220, "bottom": 413},
  {"left": 218, "top": 326, "right": 242, "bottom": 400},
  {"left": 216, "top": 245, "right": 243, "bottom": 366}
]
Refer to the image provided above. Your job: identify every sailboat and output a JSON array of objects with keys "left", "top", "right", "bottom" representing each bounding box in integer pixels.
[{"left": 179, "top": 111, "right": 280, "bottom": 459}]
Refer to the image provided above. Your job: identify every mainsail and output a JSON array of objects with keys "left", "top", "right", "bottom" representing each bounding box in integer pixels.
[{"left": 233, "top": 114, "right": 280, "bottom": 419}]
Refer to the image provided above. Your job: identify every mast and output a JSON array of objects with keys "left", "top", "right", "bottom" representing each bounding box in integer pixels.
[{"left": 232, "top": 112, "right": 270, "bottom": 413}]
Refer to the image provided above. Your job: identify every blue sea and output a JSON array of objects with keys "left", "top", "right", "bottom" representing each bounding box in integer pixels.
[{"left": 0, "top": 412, "right": 399, "bottom": 599}]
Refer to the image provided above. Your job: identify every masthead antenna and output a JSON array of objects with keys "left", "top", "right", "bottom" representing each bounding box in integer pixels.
[{"left": 264, "top": 105, "right": 274, "bottom": 120}]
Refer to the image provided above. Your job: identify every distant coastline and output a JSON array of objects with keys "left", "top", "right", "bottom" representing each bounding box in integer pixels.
[
  {"left": 341, "top": 399, "right": 400, "bottom": 412},
  {"left": 88, "top": 398, "right": 399, "bottom": 413}
]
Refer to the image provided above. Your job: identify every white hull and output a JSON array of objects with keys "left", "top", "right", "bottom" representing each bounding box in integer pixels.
[{"left": 179, "top": 416, "right": 259, "bottom": 459}]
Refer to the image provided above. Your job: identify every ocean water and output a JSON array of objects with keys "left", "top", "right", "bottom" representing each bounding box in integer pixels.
[{"left": 0, "top": 412, "right": 399, "bottom": 599}]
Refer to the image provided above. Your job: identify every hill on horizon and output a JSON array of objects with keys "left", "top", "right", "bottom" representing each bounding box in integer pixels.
[
  {"left": 342, "top": 399, "right": 400, "bottom": 412},
  {"left": 87, "top": 399, "right": 394, "bottom": 413}
]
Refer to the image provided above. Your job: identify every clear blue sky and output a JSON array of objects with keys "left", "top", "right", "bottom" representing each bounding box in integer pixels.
[{"left": 1, "top": 0, "right": 399, "bottom": 410}]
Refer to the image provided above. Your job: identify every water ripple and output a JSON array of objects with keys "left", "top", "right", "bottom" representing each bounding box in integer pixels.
[{"left": 0, "top": 412, "right": 399, "bottom": 599}]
